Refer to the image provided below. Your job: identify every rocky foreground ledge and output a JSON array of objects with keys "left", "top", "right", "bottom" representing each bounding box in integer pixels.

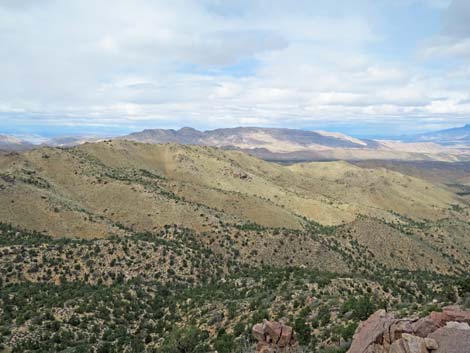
[
  {"left": 251, "top": 306, "right": 470, "bottom": 353},
  {"left": 347, "top": 305, "right": 470, "bottom": 353}
]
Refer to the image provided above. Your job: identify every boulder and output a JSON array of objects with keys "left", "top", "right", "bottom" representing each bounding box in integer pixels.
[
  {"left": 424, "top": 337, "right": 438, "bottom": 350},
  {"left": 252, "top": 320, "right": 298, "bottom": 353},
  {"left": 390, "top": 320, "right": 414, "bottom": 341},
  {"left": 256, "top": 341, "right": 271, "bottom": 353},
  {"left": 364, "top": 343, "right": 385, "bottom": 353},
  {"left": 444, "top": 321, "right": 470, "bottom": 330},
  {"left": 348, "top": 306, "right": 470, "bottom": 353},
  {"left": 441, "top": 306, "right": 470, "bottom": 323},
  {"left": 253, "top": 323, "right": 265, "bottom": 342},
  {"left": 401, "top": 334, "right": 428, "bottom": 353},
  {"left": 264, "top": 320, "right": 283, "bottom": 343},
  {"left": 347, "top": 310, "right": 395, "bottom": 353},
  {"left": 389, "top": 334, "right": 427, "bottom": 353},
  {"left": 278, "top": 324, "right": 295, "bottom": 348},
  {"left": 428, "top": 326, "right": 470, "bottom": 353},
  {"left": 429, "top": 306, "right": 470, "bottom": 327},
  {"left": 411, "top": 317, "right": 441, "bottom": 338}
]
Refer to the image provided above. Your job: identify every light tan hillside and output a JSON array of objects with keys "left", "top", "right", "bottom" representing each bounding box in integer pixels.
[
  {"left": 288, "top": 161, "right": 461, "bottom": 221},
  {"left": 0, "top": 141, "right": 467, "bottom": 239}
]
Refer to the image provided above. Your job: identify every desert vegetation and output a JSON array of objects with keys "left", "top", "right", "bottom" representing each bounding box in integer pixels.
[{"left": 1, "top": 142, "right": 469, "bottom": 352}]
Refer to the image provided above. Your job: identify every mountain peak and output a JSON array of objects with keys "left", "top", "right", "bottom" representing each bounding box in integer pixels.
[{"left": 178, "top": 127, "right": 200, "bottom": 133}]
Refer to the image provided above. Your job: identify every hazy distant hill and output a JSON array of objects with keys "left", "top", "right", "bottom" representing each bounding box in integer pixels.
[
  {"left": 122, "top": 126, "right": 376, "bottom": 149},
  {"left": 411, "top": 124, "right": 470, "bottom": 146},
  {"left": 121, "top": 127, "right": 470, "bottom": 162},
  {"left": 42, "top": 135, "right": 106, "bottom": 147},
  {"left": 0, "top": 134, "right": 106, "bottom": 151},
  {"left": 0, "top": 135, "right": 34, "bottom": 151},
  {"left": 3, "top": 126, "right": 470, "bottom": 161}
]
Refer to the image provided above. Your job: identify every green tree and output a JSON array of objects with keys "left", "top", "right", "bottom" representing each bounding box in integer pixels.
[{"left": 160, "top": 326, "right": 209, "bottom": 353}]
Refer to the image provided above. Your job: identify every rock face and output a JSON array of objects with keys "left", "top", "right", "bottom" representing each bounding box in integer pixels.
[
  {"left": 347, "top": 306, "right": 470, "bottom": 353},
  {"left": 252, "top": 320, "right": 298, "bottom": 353},
  {"left": 428, "top": 326, "right": 470, "bottom": 353},
  {"left": 347, "top": 310, "right": 395, "bottom": 353}
]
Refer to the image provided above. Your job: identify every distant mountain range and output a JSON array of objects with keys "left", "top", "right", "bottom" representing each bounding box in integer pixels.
[
  {"left": 0, "top": 135, "right": 34, "bottom": 151},
  {"left": 119, "top": 126, "right": 469, "bottom": 162},
  {"left": 409, "top": 124, "right": 470, "bottom": 146},
  {"left": 0, "top": 135, "right": 104, "bottom": 152},
  {"left": 2, "top": 124, "right": 470, "bottom": 161},
  {"left": 121, "top": 126, "right": 379, "bottom": 149}
]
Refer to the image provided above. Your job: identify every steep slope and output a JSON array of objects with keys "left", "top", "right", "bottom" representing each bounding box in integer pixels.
[
  {"left": 1, "top": 141, "right": 470, "bottom": 274},
  {"left": 287, "top": 161, "right": 461, "bottom": 221},
  {"left": 352, "top": 160, "right": 470, "bottom": 202},
  {"left": 2, "top": 223, "right": 466, "bottom": 353},
  {"left": 1, "top": 141, "right": 466, "bottom": 237},
  {"left": 1, "top": 143, "right": 470, "bottom": 352}
]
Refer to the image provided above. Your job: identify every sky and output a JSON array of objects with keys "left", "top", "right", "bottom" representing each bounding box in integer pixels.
[{"left": 0, "top": 0, "right": 469, "bottom": 138}]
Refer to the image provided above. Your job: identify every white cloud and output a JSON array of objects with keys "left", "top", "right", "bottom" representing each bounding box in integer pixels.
[{"left": 0, "top": 0, "right": 469, "bottom": 132}]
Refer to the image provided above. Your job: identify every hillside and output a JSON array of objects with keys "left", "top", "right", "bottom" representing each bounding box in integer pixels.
[
  {"left": 1, "top": 141, "right": 470, "bottom": 352},
  {"left": 3, "top": 222, "right": 468, "bottom": 353},
  {"left": 0, "top": 141, "right": 469, "bottom": 272},
  {"left": 0, "top": 140, "right": 467, "bottom": 233}
]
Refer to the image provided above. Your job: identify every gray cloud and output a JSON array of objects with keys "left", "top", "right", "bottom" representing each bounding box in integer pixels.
[
  {"left": 442, "top": 0, "right": 470, "bottom": 37},
  {"left": 422, "top": 0, "right": 470, "bottom": 59}
]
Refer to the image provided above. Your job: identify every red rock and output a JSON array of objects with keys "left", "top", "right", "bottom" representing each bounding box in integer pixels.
[
  {"left": 390, "top": 320, "right": 414, "bottom": 341},
  {"left": 278, "top": 325, "right": 295, "bottom": 347},
  {"left": 256, "top": 341, "right": 271, "bottom": 353},
  {"left": 445, "top": 321, "right": 470, "bottom": 330},
  {"left": 349, "top": 306, "right": 470, "bottom": 353},
  {"left": 389, "top": 339, "right": 407, "bottom": 353},
  {"left": 347, "top": 310, "right": 395, "bottom": 353},
  {"left": 428, "top": 326, "right": 470, "bottom": 353},
  {"left": 364, "top": 344, "right": 385, "bottom": 353},
  {"left": 252, "top": 320, "right": 298, "bottom": 353},
  {"left": 253, "top": 323, "right": 265, "bottom": 342},
  {"left": 429, "top": 306, "right": 470, "bottom": 326},
  {"left": 389, "top": 334, "right": 428, "bottom": 353},
  {"left": 424, "top": 337, "right": 438, "bottom": 350},
  {"left": 441, "top": 306, "right": 470, "bottom": 323},
  {"left": 412, "top": 317, "right": 441, "bottom": 338},
  {"left": 264, "top": 320, "right": 283, "bottom": 342}
]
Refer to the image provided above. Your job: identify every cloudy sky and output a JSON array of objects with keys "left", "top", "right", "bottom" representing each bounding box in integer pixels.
[{"left": 0, "top": 0, "right": 469, "bottom": 137}]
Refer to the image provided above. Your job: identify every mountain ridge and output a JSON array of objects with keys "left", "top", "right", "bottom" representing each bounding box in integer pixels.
[
  {"left": 410, "top": 123, "right": 470, "bottom": 146},
  {"left": 120, "top": 126, "right": 470, "bottom": 162},
  {"left": 2, "top": 125, "right": 470, "bottom": 161}
]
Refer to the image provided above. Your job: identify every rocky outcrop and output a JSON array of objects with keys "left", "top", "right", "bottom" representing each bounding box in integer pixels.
[
  {"left": 252, "top": 320, "right": 298, "bottom": 353},
  {"left": 347, "top": 306, "right": 470, "bottom": 353},
  {"left": 428, "top": 325, "right": 470, "bottom": 353},
  {"left": 347, "top": 310, "right": 395, "bottom": 352}
]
